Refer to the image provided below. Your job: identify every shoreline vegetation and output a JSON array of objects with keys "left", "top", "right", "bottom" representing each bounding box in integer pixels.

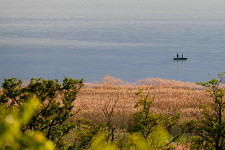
[
  {"left": 1, "top": 75, "right": 225, "bottom": 149},
  {"left": 74, "top": 76, "right": 210, "bottom": 124}
]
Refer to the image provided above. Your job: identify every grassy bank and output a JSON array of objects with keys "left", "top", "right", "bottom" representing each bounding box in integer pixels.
[{"left": 72, "top": 76, "right": 211, "bottom": 127}]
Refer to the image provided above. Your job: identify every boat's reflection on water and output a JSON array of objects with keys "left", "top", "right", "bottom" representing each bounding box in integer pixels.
[{"left": 174, "top": 59, "right": 188, "bottom": 69}]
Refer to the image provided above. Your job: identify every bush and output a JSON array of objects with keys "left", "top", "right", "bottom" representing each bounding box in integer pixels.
[
  {"left": 188, "top": 72, "right": 225, "bottom": 149},
  {"left": 0, "top": 77, "right": 84, "bottom": 149},
  {"left": 68, "top": 119, "right": 100, "bottom": 150},
  {"left": 129, "top": 88, "right": 183, "bottom": 149}
]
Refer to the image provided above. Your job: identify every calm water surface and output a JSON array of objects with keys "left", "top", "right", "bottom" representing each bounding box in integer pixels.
[{"left": 0, "top": 0, "right": 225, "bottom": 83}]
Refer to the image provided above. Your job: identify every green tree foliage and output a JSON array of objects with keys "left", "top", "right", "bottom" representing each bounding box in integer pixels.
[
  {"left": 0, "top": 78, "right": 24, "bottom": 106},
  {"left": 87, "top": 127, "right": 171, "bottom": 150},
  {"left": 68, "top": 119, "right": 100, "bottom": 150},
  {"left": 131, "top": 88, "right": 164, "bottom": 139},
  {"left": 0, "top": 96, "right": 54, "bottom": 150},
  {"left": 127, "top": 127, "right": 170, "bottom": 150},
  {"left": 87, "top": 132, "right": 118, "bottom": 150},
  {"left": 0, "top": 77, "right": 84, "bottom": 149},
  {"left": 189, "top": 72, "right": 225, "bottom": 149},
  {"left": 130, "top": 88, "right": 183, "bottom": 149}
]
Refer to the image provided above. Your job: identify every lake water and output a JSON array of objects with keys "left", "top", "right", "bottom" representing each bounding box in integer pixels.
[{"left": 0, "top": 0, "right": 225, "bottom": 83}]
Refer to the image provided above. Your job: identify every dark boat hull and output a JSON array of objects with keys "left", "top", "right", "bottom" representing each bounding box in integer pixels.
[{"left": 173, "top": 58, "right": 188, "bottom": 60}]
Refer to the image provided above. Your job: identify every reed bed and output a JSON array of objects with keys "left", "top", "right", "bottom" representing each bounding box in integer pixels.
[{"left": 72, "top": 76, "right": 211, "bottom": 126}]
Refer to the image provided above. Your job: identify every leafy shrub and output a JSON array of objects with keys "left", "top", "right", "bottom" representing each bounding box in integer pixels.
[
  {"left": 68, "top": 119, "right": 100, "bottom": 150},
  {"left": 0, "top": 77, "right": 84, "bottom": 149},
  {"left": 129, "top": 87, "right": 183, "bottom": 149},
  {"left": 131, "top": 88, "right": 164, "bottom": 139},
  {"left": 188, "top": 72, "right": 225, "bottom": 149}
]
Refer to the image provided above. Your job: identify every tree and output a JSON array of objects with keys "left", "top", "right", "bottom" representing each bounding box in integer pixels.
[
  {"left": 189, "top": 72, "right": 225, "bottom": 149},
  {"left": 130, "top": 88, "right": 182, "bottom": 149},
  {"left": 131, "top": 88, "right": 164, "bottom": 140},
  {"left": 68, "top": 119, "right": 100, "bottom": 150},
  {"left": 102, "top": 95, "right": 119, "bottom": 143},
  {"left": 0, "top": 77, "right": 84, "bottom": 149}
]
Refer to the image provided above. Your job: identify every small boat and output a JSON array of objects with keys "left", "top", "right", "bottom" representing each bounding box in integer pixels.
[
  {"left": 173, "top": 57, "right": 187, "bottom": 60},
  {"left": 174, "top": 53, "right": 187, "bottom": 60}
]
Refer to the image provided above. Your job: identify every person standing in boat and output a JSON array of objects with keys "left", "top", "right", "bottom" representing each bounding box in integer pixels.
[{"left": 177, "top": 53, "right": 179, "bottom": 58}]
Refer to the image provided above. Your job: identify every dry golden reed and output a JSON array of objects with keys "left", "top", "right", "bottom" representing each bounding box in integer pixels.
[{"left": 73, "top": 76, "right": 211, "bottom": 125}]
